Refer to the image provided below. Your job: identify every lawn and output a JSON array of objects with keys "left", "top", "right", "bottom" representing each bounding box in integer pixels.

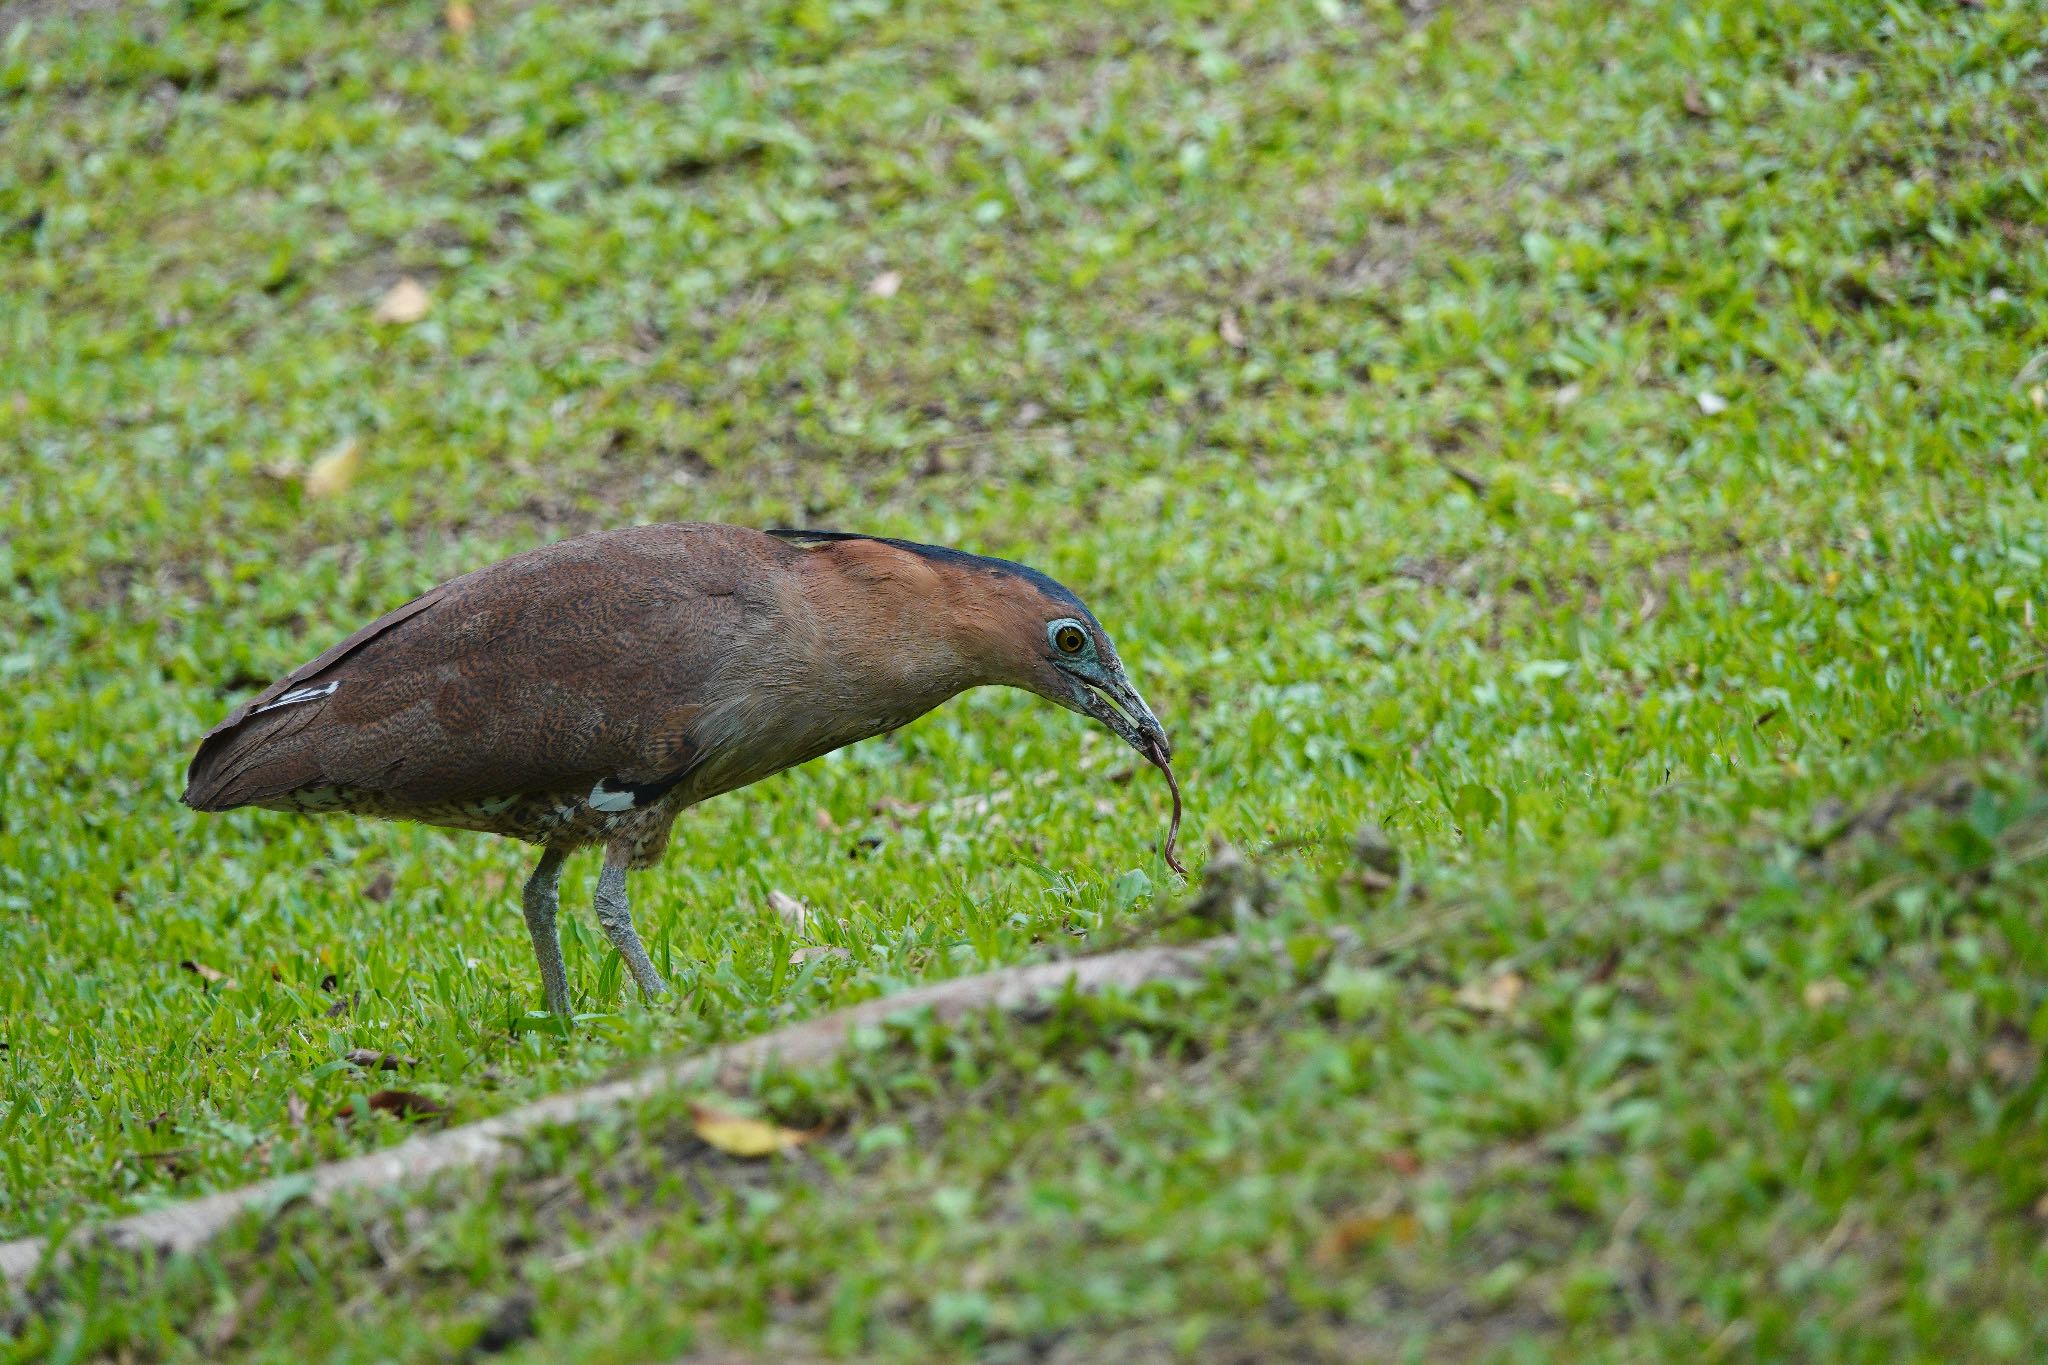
[{"left": 3, "top": 0, "right": 2047, "bottom": 1357}]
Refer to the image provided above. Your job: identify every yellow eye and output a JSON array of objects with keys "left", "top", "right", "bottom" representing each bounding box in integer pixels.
[{"left": 1054, "top": 624, "right": 1087, "bottom": 655}]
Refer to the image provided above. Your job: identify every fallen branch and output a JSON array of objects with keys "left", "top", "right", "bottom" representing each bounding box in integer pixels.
[
  {"left": 1432, "top": 454, "right": 1490, "bottom": 499},
  {"left": 1958, "top": 656, "right": 2048, "bottom": 704},
  {"left": 0, "top": 938, "right": 1235, "bottom": 1288}
]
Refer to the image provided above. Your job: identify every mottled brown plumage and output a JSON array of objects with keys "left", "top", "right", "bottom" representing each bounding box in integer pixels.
[{"left": 185, "top": 523, "right": 1177, "bottom": 1015}]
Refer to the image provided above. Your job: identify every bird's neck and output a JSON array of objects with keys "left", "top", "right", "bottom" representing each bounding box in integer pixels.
[{"left": 796, "top": 542, "right": 1021, "bottom": 703}]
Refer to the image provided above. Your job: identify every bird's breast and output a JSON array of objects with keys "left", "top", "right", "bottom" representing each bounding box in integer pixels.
[{"left": 680, "top": 674, "right": 953, "bottom": 802}]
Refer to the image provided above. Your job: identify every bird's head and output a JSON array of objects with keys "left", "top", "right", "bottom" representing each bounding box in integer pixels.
[
  {"left": 1022, "top": 607, "right": 1173, "bottom": 765},
  {"left": 772, "top": 529, "right": 1172, "bottom": 765},
  {"left": 772, "top": 527, "right": 1187, "bottom": 873},
  {"left": 984, "top": 578, "right": 1183, "bottom": 873}
]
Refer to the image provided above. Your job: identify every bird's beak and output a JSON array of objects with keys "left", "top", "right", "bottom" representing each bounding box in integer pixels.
[{"left": 1065, "top": 668, "right": 1172, "bottom": 763}]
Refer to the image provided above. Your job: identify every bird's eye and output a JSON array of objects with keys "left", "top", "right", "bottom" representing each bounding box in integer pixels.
[{"left": 1053, "top": 623, "right": 1087, "bottom": 655}]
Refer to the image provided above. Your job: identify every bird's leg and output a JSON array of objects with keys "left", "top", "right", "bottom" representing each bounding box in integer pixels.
[
  {"left": 593, "top": 845, "right": 669, "bottom": 1002},
  {"left": 521, "top": 846, "right": 572, "bottom": 1017}
]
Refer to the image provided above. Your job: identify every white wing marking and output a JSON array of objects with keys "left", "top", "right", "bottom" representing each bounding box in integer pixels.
[{"left": 253, "top": 680, "right": 339, "bottom": 714}]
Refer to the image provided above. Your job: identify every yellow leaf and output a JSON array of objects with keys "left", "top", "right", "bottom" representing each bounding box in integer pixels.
[
  {"left": 690, "top": 1102, "right": 810, "bottom": 1158},
  {"left": 304, "top": 439, "right": 363, "bottom": 499},
  {"left": 1803, "top": 979, "right": 1849, "bottom": 1008},
  {"left": 373, "top": 277, "right": 431, "bottom": 325},
  {"left": 1455, "top": 971, "right": 1524, "bottom": 1014},
  {"left": 445, "top": 0, "right": 474, "bottom": 35}
]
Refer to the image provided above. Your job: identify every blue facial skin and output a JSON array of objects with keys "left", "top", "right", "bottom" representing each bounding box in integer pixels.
[{"left": 1044, "top": 614, "right": 1170, "bottom": 760}]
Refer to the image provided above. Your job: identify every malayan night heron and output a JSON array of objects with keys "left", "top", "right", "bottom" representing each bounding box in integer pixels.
[{"left": 183, "top": 525, "right": 1182, "bottom": 1016}]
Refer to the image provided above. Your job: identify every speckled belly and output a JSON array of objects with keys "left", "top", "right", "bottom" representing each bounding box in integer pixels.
[{"left": 257, "top": 785, "right": 689, "bottom": 866}]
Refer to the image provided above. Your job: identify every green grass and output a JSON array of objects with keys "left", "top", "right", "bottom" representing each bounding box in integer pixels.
[{"left": 3, "top": 0, "right": 2046, "bottom": 1356}]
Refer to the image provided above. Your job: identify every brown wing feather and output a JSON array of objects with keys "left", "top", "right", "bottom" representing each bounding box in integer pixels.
[
  {"left": 183, "top": 584, "right": 453, "bottom": 810},
  {"left": 182, "top": 524, "right": 788, "bottom": 814}
]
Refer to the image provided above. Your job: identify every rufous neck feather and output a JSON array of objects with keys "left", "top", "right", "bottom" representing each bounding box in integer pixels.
[{"left": 799, "top": 539, "right": 1048, "bottom": 695}]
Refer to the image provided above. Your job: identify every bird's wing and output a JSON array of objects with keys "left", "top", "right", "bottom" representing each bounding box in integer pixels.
[
  {"left": 183, "top": 525, "right": 779, "bottom": 812},
  {"left": 182, "top": 581, "right": 458, "bottom": 810}
]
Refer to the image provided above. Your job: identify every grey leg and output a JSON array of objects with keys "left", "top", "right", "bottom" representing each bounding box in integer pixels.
[
  {"left": 522, "top": 847, "right": 572, "bottom": 1016},
  {"left": 593, "top": 846, "right": 669, "bottom": 1001}
]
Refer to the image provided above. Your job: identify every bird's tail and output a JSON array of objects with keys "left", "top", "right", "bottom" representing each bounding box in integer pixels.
[{"left": 182, "top": 694, "right": 331, "bottom": 811}]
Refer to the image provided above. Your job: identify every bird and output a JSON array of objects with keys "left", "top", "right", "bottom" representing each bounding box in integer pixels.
[{"left": 183, "top": 523, "right": 1177, "bottom": 1016}]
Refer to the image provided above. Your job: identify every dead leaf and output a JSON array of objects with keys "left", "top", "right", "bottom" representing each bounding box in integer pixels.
[
  {"left": 690, "top": 1102, "right": 810, "bottom": 1158},
  {"left": 768, "top": 889, "right": 809, "bottom": 934},
  {"left": 444, "top": 0, "right": 474, "bottom": 34},
  {"left": 1984, "top": 1021, "right": 2034, "bottom": 1085},
  {"left": 303, "top": 438, "right": 363, "bottom": 498},
  {"left": 179, "top": 959, "right": 237, "bottom": 990},
  {"left": 335, "top": 1089, "right": 446, "bottom": 1122},
  {"left": 1803, "top": 979, "right": 1850, "bottom": 1008},
  {"left": 1455, "top": 971, "right": 1525, "bottom": 1014},
  {"left": 1435, "top": 456, "right": 1489, "bottom": 498},
  {"left": 1986, "top": 1039, "right": 2032, "bottom": 1085},
  {"left": 788, "top": 945, "right": 851, "bottom": 966},
  {"left": 1312, "top": 1209, "right": 1418, "bottom": 1264},
  {"left": 866, "top": 270, "right": 902, "bottom": 298},
  {"left": 370, "top": 1088, "right": 444, "bottom": 1120},
  {"left": 345, "top": 1048, "right": 416, "bottom": 1072},
  {"left": 872, "top": 795, "right": 927, "bottom": 826},
  {"left": 372, "top": 277, "right": 431, "bottom": 325},
  {"left": 1218, "top": 310, "right": 1246, "bottom": 349},
  {"left": 363, "top": 869, "right": 395, "bottom": 903},
  {"left": 1351, "top": 823, "right": 1401, "bottom": 879},
  {"left": 286, "top": 1094, "right": 309, "bottom": 1126},
  {"left": 201, "top": 1278, "right": 259, "bottom": 1353},
  {"left": 137, "top": 1146, "right": 191, "bottom": 1165},
  {"left": 475, "top": 1290, "right": 536, "bottom": 1354},
  {"left": 1353, "top": 865, "right": 1396, "bottom": 892},
  {"left": 125, "top": 1148, "right": 194, "bottom": 1179},
  {"left": 1682, "top": 81, "right": 1711, "bottom": 118}
]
